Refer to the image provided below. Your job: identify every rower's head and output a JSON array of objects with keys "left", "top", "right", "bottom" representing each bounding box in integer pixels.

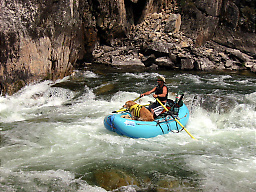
[{"left": 157, "top": 76, "right": 165, "bottom": 85}]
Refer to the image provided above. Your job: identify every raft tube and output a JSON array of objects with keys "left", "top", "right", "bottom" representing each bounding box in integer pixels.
[{"left": 104, "top": 104, "right": 189, "bottom": 138}]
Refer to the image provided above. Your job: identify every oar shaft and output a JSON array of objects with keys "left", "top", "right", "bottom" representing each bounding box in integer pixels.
[
  {"left": 156, "top": 98, "right": 196, "bottom": 140},
  {"left": 133, "top": 96, "right": 141, "bottom": 102},
  {"left": 114, "top": 104, "right": 150, "bottom": 113},
  {"left": 113, "top": 108, "right": 127, "bottom": 113},
  {"left": 112, "top": 96, "right": 142, "bottom": 113},
  {"left": 173, "top": 118, "right": 196, "bottom": 139},
  {"left": 156, "top": 98, "right": 168, "bottom": 111}
]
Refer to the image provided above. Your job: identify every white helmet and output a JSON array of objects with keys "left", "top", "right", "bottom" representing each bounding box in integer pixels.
[{"left": 157, "top": 75, "right": 165, "bottom": 83}]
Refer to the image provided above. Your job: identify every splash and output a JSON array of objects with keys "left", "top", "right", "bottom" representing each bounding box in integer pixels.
[{"left": 0, "top": 71, "right": 255, "bottom": 191}]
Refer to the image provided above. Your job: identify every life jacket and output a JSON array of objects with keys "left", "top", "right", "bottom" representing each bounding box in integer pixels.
[
  {"left": 129, "top": 104, "right": 143, "bottom": 117},
  {"left": 155, "top": 85, "right": 168, "bottom": 101}
]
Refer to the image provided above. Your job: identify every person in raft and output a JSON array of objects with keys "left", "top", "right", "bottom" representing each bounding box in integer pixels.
[{"left": 140, "top": 76, "right": 168, "bottom": 118}]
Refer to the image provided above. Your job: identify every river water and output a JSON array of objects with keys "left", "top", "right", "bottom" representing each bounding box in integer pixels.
[{"left": 0, "top": 68, "right": 255, "bottom": 192}]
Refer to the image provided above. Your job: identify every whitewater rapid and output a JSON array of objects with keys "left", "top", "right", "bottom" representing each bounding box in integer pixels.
[{"left": 0, "top": 70, "right": 255, "bottom": 191}]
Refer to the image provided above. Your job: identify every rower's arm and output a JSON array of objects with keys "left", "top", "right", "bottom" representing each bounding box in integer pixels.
[{"left": 141, "top": 87, "right": 156, "bottom": 97}]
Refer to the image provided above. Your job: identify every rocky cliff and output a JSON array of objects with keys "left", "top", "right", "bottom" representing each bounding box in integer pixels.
[{"left": 0, "top": 0, "right": 255, "bottom": 95}]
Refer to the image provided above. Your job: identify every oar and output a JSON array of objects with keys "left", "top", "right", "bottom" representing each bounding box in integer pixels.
[
  {"left": 132, "top": 96, "right": 141, "bottom": 102},
  {"left": 113, "top": 104, "right": 150, "bottom": 113},
  {"left": 156, "top": 98, "right": 196, "bottom": 140},
  {"left": 112, "top": 108, "right": 128, "bottom": 113},
  {"left": 112, "top": 96, "right": 141, "bottom": 113}
]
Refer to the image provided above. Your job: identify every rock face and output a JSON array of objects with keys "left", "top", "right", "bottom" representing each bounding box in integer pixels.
[
  {"left": 0, "top": 0, "right": 85, "bottom": 94},
  {"left": 0, "top": 0, "right": 255, "bottom": 94},
  {"left": 0, "top": 0, "right": 134, "bottom": 94},
  {"left": 181, "top": 0, "right": 256, "bottom": 54}
]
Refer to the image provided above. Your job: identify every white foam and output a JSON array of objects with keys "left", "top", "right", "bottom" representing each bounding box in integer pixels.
[{"left": 0, "top": 74, "right": 255, "bottom": 191}]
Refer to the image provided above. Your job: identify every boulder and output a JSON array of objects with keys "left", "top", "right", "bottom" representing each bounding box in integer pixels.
[
  {"left": 164, "top": 14, "right": 181, "bottom": 33},
  {"left": 94, "top": 169, "right": 139, "bottom": 191},
  {"left": 141, "top": 54, "right": 156, "bottom": 67},
  {"left": 250, "top": 64, "right": 256, "bottom": 73},
  {"left": 226, "top": 48, "right": 249, "bottom": 62},
  {"left": 180, "top": 58, "right": 194, "bottom": 70},
  {"left": 112, "top": 56, "right": 145, "bottom": 67},
  {"left": 224, "top": 60, "right": 233, "bottom": 68},
  {"left": 195, "top": 0, "right": 222, "bottom": 17},
  {"left": 155, "top": 57, "right": 176, "bottom": 68},
  {"left": 147, "top": 41, "right": 175, "bottom": 55},
  {"left": 195, "top": 57, "right": 215, "bottom": 71}
]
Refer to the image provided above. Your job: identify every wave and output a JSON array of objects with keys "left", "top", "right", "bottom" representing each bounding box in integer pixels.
[{"left": 0, "top": 71, "right": 255, "bottom": 191}]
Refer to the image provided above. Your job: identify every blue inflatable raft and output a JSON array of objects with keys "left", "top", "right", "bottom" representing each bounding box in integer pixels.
[{"left": 104, "top": 104, "right": 189, "bottom": 138}]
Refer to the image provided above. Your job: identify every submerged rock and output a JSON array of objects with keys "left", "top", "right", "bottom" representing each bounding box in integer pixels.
[
  {"left": 94, "top": 169, "right": 139, "bottom": 191},
  {"left": 94, "top": 83, "right": 115, "bottom": 95}
]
